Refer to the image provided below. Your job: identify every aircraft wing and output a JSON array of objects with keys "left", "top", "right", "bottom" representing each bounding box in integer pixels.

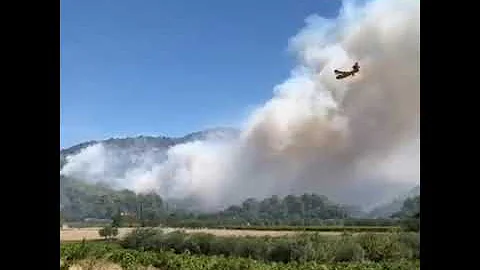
[
  {"left": 334, "top": 69, "right": 347, "bottom": 74},
  {"left": 336, "top": 72, "right": 352, "bottom": 79}
]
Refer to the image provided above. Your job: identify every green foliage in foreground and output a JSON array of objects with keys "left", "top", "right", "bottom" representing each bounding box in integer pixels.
[
  {"left": 120, "top": 229, "right": 419, "bottom": 264},
  {"left": 61, "top": 241, "right": 419, "bottom": 270}
]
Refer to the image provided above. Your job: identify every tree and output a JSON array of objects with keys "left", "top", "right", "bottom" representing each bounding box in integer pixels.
[
  {"left": 98, "top": 225, "right": 119, "bottom": 240},
  {"left": 391, "top": 195, "right": 420, "bottom": 219},
  {"left": 111, "top": 209, "right": 122, "bottom": 228},
  {"left": 391, "top": 195, "right": 420, "bottom": 232}
]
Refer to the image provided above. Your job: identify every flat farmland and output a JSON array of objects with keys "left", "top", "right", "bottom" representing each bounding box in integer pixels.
[
  {"left": 61, "top": 227, "right": 135, "bottom": 241},
  {"left": 60, "top": 227, "right": 344, "bottom": 241}
]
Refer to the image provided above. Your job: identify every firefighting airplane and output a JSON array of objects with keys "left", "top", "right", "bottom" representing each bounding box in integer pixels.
[{"left": 334, "top": 62, "right": 360, "bottom": 79}]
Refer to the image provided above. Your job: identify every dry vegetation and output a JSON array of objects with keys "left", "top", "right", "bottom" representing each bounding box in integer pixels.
[
  {"left": 66, "top": 259, "right": 159, "bottom": 270},
  {"left": 61, "top": 227, "right": 135, "bottom": 241}
]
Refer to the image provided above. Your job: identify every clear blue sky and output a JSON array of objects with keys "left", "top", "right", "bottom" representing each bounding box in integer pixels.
[{"left": 61, "top": 0, "right": 341, "bottom": 148}]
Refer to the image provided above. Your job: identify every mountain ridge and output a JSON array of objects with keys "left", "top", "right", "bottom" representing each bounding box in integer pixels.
[{"left": 60, "top": 127, "right": 240, "bottom": 158}]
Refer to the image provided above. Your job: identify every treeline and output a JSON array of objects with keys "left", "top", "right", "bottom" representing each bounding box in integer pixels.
[
  {"left": 158, "top": 216, "right": 401, "bottom": 229},
  {"left": 187, "top": 225, "right": 399, "bottom": 232},
  {"left": 61, "top": 177, "right": 358, "bottom": 225},
  {"left": 61, "top": 176, "right": 419, "bottom": 231},
  {"left": 61, "top": 176, "right": 164, "bottom": 222}
]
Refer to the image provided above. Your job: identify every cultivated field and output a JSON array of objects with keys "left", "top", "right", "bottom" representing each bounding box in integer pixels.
[
  {"left": 61, "top": 227, "right": 135, "bottom": 241},
  {"left": 61, "top": 233, "right": 420, "bottom": 270},
  {"left": 60, "top": 227, "right": 342, "bottom": 241}
]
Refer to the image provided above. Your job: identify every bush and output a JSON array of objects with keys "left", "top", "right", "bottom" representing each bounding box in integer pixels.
[
  {"left": 400, "top": 218, "right": 420, "bottom": 232},
  {"left": 118, "top": 229, "right": 419, "bottom": 264},
  {"left": 397, "top": 232, "right": 420, "bottom": 259},
  {"left": 233, "top": 237, "right": 267, "bottom": 260},
  {"left": 98, "top": 225, "right": 119, "bottom": 240},
  {"left": 266, "top": 239, "right": 292, "bottom": 263},
  {"left": 121, "top": 228, "right": 159, "bottom": 250},
  {"left": 334, "top": 242, "right": 365, "bottom": 262},
  {"left": 356, "top": 233, "right": 415, "bottom": 262},
  {"left": 61, "top": 241, "right": 420, "bottom": 270}
]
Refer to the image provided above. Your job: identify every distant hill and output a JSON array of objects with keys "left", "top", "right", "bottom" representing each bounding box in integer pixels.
[
  {"left": 60, "top": 127, "right": 240, "bottom": 218},
  {"left": 60, "top": 127, "right": 239, "bottom": 159},
  {"left": 367, "top": 185, "right": 420, "bottom": 218},
  {"left": 60, "top": 127, "right": 239, "bottom": 169}
]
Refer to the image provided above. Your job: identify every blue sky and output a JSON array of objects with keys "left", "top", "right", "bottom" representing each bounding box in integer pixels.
[{"left": 61, "top": 0, "right": 341, "bottom": 148}]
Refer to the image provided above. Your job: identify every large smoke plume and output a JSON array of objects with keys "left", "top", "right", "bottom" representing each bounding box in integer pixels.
[{"left": 61, "top": 0, "right": 420, "bottom": 211}]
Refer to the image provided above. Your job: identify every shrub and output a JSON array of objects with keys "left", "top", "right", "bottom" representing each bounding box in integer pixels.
[
  {"left": 356, "top": 233, "right": 415, "bottom": 261},
  {"left": 118, "top": 229, "right": 419, "bottom": 264},
  {"left": 334, "top": 242, "right": 365, "bottom": 262},
  {"left": 266, "top": 239, "right": 292, "bottom": 263},
  {"left": 397, "top": 232, "right": 420, "bottom": 259},
  {"left": 121, "top": 228, "right": 159, "bottom": 250},
  {"left": 61, "top": 241, "right": 420, "bottom": 270},
  {"left": 98, "top": 225, "right": 119, "bottom": 240},
  {"left": 400, "top": 218, "right": 420, "bottom": 232}
]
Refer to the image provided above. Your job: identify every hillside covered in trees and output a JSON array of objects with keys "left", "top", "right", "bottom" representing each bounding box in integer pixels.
[
  {"left": 60, "top": 129, "right": 419, "bottom": 228},
  {"left": 61, "top": 173, "right": 354, "bottom": 225},
  {"left": 60, "top": 171, "right": 419, "bottom": 229}
]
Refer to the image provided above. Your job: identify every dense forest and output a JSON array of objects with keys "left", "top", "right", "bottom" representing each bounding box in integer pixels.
[
  {"left": 60, "top": 173, "right": 420, "bottom": 230},
  {"left": 61, "top": 175, "right": 351, "bottom": 223}
]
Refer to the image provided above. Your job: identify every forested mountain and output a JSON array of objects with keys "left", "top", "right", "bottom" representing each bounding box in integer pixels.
[
  {"left": 60, "top": 127, "right": 239, "bottom": 218},
  {"left": 60, "top": 175, "right": 357, "bottom": 226},
  {"left": 60, "top": 127, "right": 418, "bottom": 226}
]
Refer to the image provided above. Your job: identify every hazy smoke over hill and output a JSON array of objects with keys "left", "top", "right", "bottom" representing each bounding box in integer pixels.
[{"left": 61, "top": 0, "right": 420, "bottom": 211}]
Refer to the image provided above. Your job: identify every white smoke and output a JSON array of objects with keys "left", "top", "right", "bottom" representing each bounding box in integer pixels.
[{"left": 61, "top": 0, "right": 420, "bottom": 211}]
